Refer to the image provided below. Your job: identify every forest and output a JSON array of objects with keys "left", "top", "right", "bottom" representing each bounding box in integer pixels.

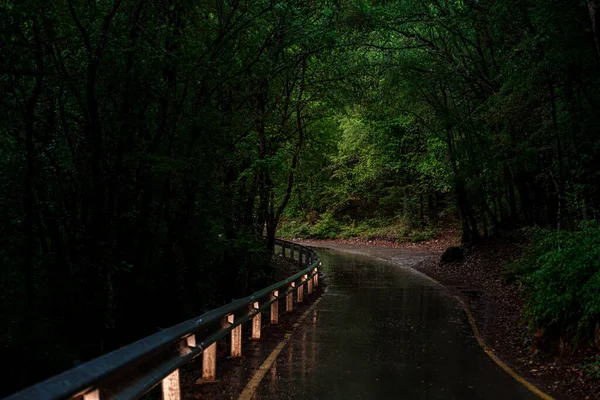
[{"left": 2, "top": 0, "right": 600, "bottom": 395}]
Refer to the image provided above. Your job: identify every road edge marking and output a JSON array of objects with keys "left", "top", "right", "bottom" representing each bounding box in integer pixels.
[
  {"left": 415, "top": 272, "right": 555, "bottom": 400},
  {"left": 239, "top": 256, "right": 555, "bottom": 400},
  {"left": 237, "top": 289, "right": 327, "bottom": 400}
]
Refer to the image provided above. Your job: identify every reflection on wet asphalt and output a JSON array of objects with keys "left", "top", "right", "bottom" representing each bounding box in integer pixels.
[{"left": 254, "top": 249, "right": 537, "bottom": 399}]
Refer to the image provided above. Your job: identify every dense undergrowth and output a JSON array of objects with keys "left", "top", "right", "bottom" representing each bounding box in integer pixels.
[
  {"left": 505, "top": 223, "right": 600, "bottom": 350},
  {"left": 278, "top": 213, "right": 439, "bottom": 243}
]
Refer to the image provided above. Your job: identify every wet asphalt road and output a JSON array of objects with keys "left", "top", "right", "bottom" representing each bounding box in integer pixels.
[{"left": 253, "top": 248, "right": 537, "bottom": 400}]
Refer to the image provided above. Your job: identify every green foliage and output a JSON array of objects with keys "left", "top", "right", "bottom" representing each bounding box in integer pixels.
[
  {"left": 4, "top": 0, "right": 600, "bottom": 392},
  {"left": 0, "top": 0, "right": 344, "bottom": 393},
  {"left": 278, "top": 213, "right": 341, "bottom": 239},
  {"left": 580, "top": 355, "right": 600, "bottom": 380},
  {"left": 310, "top": 213, "right": 342, "bottom": 239},
  {"left": 507, "top": 223, "right": 600, "bottom": 337},
  {"left": 278, "top": 214, "right": 439, "bottom": 243},
  {"left": 277, "top": 219, "right": 312, "bottom": 238},
  {"left": 407, "top": 226, "right": 440, "bottom": 243}
]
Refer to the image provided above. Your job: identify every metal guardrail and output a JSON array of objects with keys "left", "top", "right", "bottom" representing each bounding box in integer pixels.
[{"left": 5, "top": 239, "right": 321, "bottom": 400}]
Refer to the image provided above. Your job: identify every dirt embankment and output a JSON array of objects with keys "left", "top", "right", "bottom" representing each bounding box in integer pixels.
[{"left": 297, "top": 233, "right": 600, "bottom": 399}]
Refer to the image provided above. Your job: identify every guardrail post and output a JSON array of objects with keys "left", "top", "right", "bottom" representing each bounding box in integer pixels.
[
  {"left": 270, "top": 291, "right": 279, "bottom": 324},
  {"left": 297, "top": 277, "right": 304, "bottom": 303},
  {"left": 228, "top": 314, "right": 242, "bottom": 357},
  {"left": 202, "top": 342, "right": 217, "bottom": 381},
  {"left": 251, "top": 302, "right": 261, "bottom": 340},
  {"left": 286, "top": 283, "right": 294, "bottom": 312},
  {"left": 161, "top": 369, "right": 180, "bottom": 400},
  {"left": 83, "top": 390, "right": 100, "bottom": 400},
  {"left": 4, "top": 240, "right": 322, "bottom": 400}
]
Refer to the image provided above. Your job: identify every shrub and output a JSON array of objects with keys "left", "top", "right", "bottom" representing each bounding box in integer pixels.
[
  {"left": 278, "top": 213, "right": 439, "bottom": 243},
  {"left": 509, "top": 223, "right": 600, "bottom": 338},
  {"left": 408, "top": 226, "right": 439, "bottom": 242},
  {"left": 309, "top": 212, "right": 341, "bottom": 239},
  {"left": 339, "top": 223, "right": 362, "bottom": 238},
  {"left": 277, "top": 219, "right": 311, "bottom": 238},
  {"left": 581, "top": 355, "right": 600, "bottom": 379}
]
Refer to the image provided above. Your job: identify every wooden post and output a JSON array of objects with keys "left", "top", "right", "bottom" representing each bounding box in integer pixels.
[
  {"left": 251, "top": 302, "right": 261, "bottom": 340},
  {"left": 286, "top": 283, "right": 295, "bottom": 312},
  {"left": 162, "top": 369, "right": 180, "bottom": 400},
  {"left": 314, "top": 268, "right": 319, "bottom": 287},
  {"left": 298, "top": 248, "right": 303, "bottom": 267},
  {"left": 281, "top": 242, "right": 286, "bottom": 258},
  {"left": 270, "top": 291, "right": 279, "bottom": 324},
  {"left": 228, "top": 314, "right": 242, "bottom": 357},
  {"left": 297, "top": 279, "right": 304, "bottom": 304},
  {"left": 202, "top": 342, "right": 217, "bottom": 381},
  {"left": 83, "top": 390, "right": 100, "bottom": 400},
  {"left": 308, "top": 274, "right": 313, "bottom": 295}
]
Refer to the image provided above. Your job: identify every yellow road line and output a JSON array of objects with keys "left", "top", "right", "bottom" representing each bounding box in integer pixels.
[
  {"left": 239, "top": 267, "right": 554, "bottom": 400},
  {"left": 237, "top": 290, "right": 327, "bottom": 400},
  {"left": 416, "top": 272, "right": 555, "bottom": 400}
]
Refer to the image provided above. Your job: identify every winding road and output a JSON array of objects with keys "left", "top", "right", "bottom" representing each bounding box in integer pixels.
[{"left": 250, "top": 246, "right": 538, "bottom": 399}]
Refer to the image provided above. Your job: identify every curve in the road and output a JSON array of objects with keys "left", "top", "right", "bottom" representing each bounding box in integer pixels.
[
  {"left": 316, "top": 245, "right": 556, "bottom": 400},
  {"left": 239, "top": 247, "right": 555, "bottom": 400}
]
